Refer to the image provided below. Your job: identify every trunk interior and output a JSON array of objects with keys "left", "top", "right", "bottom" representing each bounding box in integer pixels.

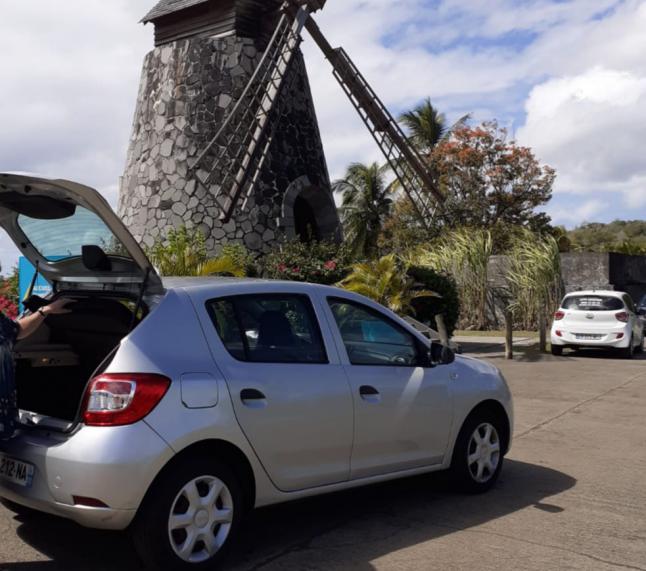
[{"left": 14, "top": 295, "right": 142, "bottom": 424}]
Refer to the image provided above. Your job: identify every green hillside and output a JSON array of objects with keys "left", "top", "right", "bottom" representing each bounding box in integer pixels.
[{"left": 566, "top": 220, "right": 646, "bottom": 254}]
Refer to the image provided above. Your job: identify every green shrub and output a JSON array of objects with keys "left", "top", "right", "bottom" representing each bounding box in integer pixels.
[
  {"left": 146, "top": 226, "right": 251, "bottom": 277},
  {"left": 219, "top": 243, "right": 259, "bottom": 277},
  {"left": 263, "top": 240, "right": 352, "bottom": 285},
  {"left": 407, "top": 265, "right": 461, "bottom": 336},
  {"left": 339, "top": 255, "right": 440, "bottom": 315}
]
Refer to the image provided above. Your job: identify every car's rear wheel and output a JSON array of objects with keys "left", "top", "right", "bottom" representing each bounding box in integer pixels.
[
  {"left": 551, "top": 345, "right": 563, "bottom": 356},
  {"left": 449, "top": 411, "right": 505, "bottom": 493},
  {"left": 132, "top": 457, "right": 243, "bottom": 571}
]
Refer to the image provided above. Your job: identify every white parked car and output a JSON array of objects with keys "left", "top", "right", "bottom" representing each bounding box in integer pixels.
[
  {"left": 550, "top": 290, "right": 645, "bottom": 358},
  {"left": 0, "top": 173, "right": 514, "bottom": 571}
]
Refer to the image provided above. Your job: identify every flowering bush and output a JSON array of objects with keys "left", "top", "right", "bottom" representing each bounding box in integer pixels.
[
  {"left": 0, "top": 295, "right": 18, "bottom": 320},
  {"left": 0, "top": 268, "right": 19, "bottom": 319},
  {"left": 263, "top": 240, "right": 352, "bottom": 285}
]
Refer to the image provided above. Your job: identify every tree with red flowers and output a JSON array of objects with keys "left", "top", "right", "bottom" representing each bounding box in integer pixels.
[{"left": 429, "top": 121, "right": 555, "bottom": 242}]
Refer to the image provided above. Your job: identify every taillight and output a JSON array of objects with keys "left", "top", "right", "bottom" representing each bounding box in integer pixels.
[
  {"left": 82, "top": 374, "right": 170, "bottom": 427},
  {"left": 554, "top": 311, "right": 565, "bottom": 321},
  {"left": 615, "top": 312, "right": 629, "bottom": 323}
]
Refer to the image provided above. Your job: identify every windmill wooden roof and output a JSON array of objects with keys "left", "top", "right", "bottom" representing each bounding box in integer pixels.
[
  {"left": 142, "top": 0, "right": 211, "bottom": 23},
  {"left": 141, "top": 0, "right": 284, "bottom": 45}
]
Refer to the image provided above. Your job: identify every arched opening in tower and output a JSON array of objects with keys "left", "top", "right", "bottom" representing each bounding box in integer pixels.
[{"left": 294, "top": 195, "right": 321, "bottom": 243}]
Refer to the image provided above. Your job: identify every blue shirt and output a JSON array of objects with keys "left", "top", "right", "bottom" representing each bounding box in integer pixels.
[{"left": 0, "top": 313, "right": 19, "bottom": 440}]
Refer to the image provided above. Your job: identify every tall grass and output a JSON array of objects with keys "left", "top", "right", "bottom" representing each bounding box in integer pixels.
[
  {"left": 418, "top": 228, "right": 493, "bottom": 329},
  {"left": 506, "top": 231, "right": 563, "bottom": 329}
]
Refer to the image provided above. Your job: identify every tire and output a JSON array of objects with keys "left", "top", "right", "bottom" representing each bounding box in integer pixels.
[
  {"left": 449, "top": 410, "right": 506, "bottom": 494},
  {"left": 131, "top": 457, "right": 244, "bottom": 571},
  {"left": 620, "top": 337, "right": 634, "bottom": 359},
  {"left": 551, "top": 345, "right": 563, "bottom": 356}
]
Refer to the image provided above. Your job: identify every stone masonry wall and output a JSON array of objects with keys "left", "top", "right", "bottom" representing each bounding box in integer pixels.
[{"left": 119, "top": 34, "right": 339, "bottom": 255}]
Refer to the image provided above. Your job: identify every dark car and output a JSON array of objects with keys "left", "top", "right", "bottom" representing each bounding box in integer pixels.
[{"left": 638, "top": 295, "right": 646, "bottom": 332}]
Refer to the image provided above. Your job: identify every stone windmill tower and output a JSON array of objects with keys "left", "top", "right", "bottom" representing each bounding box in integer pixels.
[{"left": 118, "top": 0, "right": 341, "bottom": 255}]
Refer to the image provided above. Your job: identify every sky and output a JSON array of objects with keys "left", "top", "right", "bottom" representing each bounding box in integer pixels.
[{"left": 1, "top": 0, "right": 646, "bottom": 273}]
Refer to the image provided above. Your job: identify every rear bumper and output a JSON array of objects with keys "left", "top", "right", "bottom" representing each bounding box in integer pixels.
[
  {"left": 0, "top": 422, "right": 174, "bottom": 530},
  {"left": 550, "top": 327, "right": 631, "bottom": 348},
  {"left": 1, "top": 486, "right": 136, "bottom": 529}
]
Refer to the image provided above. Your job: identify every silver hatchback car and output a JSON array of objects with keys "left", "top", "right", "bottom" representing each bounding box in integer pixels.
[{"left": 0, "top": 174, "right": 513, "bottom": 570}]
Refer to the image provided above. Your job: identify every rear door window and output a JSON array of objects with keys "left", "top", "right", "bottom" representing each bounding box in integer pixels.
[
  {"left": 207, "top": 294, "right": 327, "bottom": 364},
  {"left": 562, "top": 296, "right": 624, "bottom": 311}
]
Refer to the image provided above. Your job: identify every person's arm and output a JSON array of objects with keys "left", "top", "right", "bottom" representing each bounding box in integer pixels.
[{"left": 16, "top": 298, "right": 74, "bottom": 340}]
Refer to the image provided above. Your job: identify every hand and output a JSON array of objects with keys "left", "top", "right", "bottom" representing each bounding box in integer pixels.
[{"left": 43, "top": 298, "right": 75, "bottom": 316}]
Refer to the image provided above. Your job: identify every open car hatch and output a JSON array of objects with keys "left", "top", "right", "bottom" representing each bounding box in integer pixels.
[{"left": 0, "top": 173, "right": 163, "bottom": 295}]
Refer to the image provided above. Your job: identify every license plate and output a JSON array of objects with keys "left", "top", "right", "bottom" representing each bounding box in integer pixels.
[
  {"left": 0, "top": 453, "right": 34, "bottom": 488},
  {"left": 576, "top": 334, "right": 602, "bottom": 340}
]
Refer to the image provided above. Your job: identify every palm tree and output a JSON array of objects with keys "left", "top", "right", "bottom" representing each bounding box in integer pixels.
[
  {"left": 400, "top": 98, "right": 470, "bottom": 156},
  {"left": 333, "top": 162, "right": 394, "bottom": 259},
  {"left": 338, "top": 254, "right": 439, "bottom": 315},
  {"left": 399, "top": 98, "right": 448, "bottom": 155}
]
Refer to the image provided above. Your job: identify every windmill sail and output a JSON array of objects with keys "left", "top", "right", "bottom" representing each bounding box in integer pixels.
[
  {"left": 190, "top": 3, "right": 315, "bottom": 223},
  {"left": 191, "top": 0, "right": 443, "bottom": 228},
  {"left": 304, "top": 16, "right": 444, "bottom": 230}
]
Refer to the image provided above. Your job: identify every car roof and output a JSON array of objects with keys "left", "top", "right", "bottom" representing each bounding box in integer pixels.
[
  {"left": 563, "top": 290, "right": 626, "bottom": 298},
  {"left": 161, "top": 276, "right": 346, "bottom": 297}
]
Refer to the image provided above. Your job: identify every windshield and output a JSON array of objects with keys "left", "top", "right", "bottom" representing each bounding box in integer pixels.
[
  {"left": 562, "top": 295, "right": 624, "bottom": 312},
  {"left": 18, "top": 206, "right": 132, "bottom": 261}
]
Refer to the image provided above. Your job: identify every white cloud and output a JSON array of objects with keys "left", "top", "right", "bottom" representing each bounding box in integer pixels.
[{"left": 517, "top": 66, "right": 646, "bottom": 209}]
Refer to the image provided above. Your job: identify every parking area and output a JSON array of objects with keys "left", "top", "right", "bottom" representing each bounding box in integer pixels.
[{"left": 1, "top": 342, "right": 645, "bottom": 570}]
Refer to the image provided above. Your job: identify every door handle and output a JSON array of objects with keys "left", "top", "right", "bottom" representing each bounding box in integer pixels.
[
  {"left": 359, "top": 385, "right": 379, "bottom": 396},
  {"left": 359, "top": 385, "right": 381, "bottom": 403},
  {"left": 240, "top": 389, "right": 267, "bottom": 408}
]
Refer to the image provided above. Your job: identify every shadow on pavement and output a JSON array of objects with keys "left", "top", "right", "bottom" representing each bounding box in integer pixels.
[
  {"left": 1, "top": 460, "right": 576, "bottom": 571},
  {"left": 459, "top": 340, "right": 546, "bottom": 363},
  {"left": 459, "top": 339, "right": 646, "bottom": 363}
]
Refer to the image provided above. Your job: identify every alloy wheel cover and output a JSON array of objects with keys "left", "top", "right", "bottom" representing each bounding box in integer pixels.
[
  {"left": 467, "top": 422, "right": 501, "bottom": 484},
  {"left": 167, "top": 475, "right": 234, "bottom": 563}
]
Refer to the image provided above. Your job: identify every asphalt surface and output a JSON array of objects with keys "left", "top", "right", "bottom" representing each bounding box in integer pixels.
[{"left": 1, "top": 340, "right": 645, "bottom": 570}]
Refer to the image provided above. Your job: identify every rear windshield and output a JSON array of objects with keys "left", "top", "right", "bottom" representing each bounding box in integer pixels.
[
  {"left": 562, "top": 295, "right": 624, "bottom": 311},
  {"left": 18, "top": 206, "right": 131, "bottom": 261}
]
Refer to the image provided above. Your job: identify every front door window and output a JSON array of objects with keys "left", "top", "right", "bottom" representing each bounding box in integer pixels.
[{"left": 327, "top": 298, "right": 420, "bottom": 366}]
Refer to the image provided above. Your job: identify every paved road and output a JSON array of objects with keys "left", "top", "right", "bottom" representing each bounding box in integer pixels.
[{"left": 2, "top": 343, "right": 645, "bottom": 570}]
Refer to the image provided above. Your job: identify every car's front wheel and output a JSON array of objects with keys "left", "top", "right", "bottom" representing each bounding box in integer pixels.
[
  {"left": 132, "top": 457, "right": 243, "bottom": 571},
  {"left": 449, "top": 411, "right": 506, "bottom": 493}
]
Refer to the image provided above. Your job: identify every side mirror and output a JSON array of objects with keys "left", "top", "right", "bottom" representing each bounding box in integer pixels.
[{"left": 429, "top": 342, "right": 456, "bottom": 366}]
